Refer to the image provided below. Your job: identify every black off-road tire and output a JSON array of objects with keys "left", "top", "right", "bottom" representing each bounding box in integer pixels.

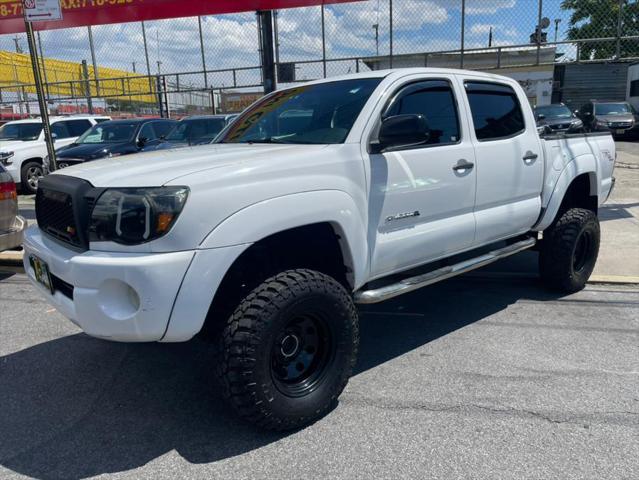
[
  {"left": 539, "top": 208, "right": 600, "bottom": 293},
  {"left": 216, "top": 269, "right": 359, "bottom": 431}
]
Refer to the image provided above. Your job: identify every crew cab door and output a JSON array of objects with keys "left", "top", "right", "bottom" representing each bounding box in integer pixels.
[
  {"left": 460, "top": 78, "right": 543, "bottom": 244},
  {"left": 368, "top": 77, "right": 477, "bottom": 278}
]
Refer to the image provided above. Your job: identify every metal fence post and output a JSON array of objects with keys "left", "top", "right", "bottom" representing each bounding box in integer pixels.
[
  {"left": 257, "top": 10, "right": 276, "bottom": 94},
  {"left": 536, "top": 0, "right": 543, "bottom": 66},
  {"left": 615, "top": 0, "right": 624, "bottom": 59},
  {"left": 460, "top": 0, "right": 465, "bottom": 68},
  {"left": 198, "top": 16, "right": 208, "bottom": 88},
  {"left": 321, "top": 5, "right": 327, "bottom": 78},
  {"left": 389, "top": 0, "right": 393, "bottom": 68}
]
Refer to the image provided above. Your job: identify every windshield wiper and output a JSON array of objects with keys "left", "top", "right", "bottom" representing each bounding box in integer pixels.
[{"left": 243, "top": 137, "right": 288, "bottom": 144}]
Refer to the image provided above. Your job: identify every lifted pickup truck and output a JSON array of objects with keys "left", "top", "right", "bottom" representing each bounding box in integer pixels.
[{"left": 23, "top": 69, "right": 615, "bottom": 430}]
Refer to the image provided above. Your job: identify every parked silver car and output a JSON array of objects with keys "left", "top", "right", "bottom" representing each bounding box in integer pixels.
[{"left": 0, "top": 163, "right": 25, "bottom": 252}]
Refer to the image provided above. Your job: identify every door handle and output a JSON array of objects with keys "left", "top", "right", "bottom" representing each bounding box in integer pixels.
[
  {"left": 453, "top": 160, "right": 474, "bottom": 172},
  {"left": 523, "top": 151, "right": 538, "bottom": 163}
]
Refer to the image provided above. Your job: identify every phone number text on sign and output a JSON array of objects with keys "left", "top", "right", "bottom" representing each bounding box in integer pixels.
[{"left": 0, "top": 0, "right": 138, "bottom": 18}]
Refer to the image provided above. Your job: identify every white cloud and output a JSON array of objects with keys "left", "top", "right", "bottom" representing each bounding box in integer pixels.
[{"left": 465, "top": 0, "right": 517, "bottom": 15}]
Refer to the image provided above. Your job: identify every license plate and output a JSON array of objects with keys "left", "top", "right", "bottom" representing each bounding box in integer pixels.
[
  {"left": 615, "top": 129, "right": 625, "bottom": 135},
  {"left": 29, "top": 255, "right": 54, "bottom": 294}
]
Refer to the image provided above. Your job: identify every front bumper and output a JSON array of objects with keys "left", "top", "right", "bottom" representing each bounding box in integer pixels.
[
  {"left": 23, "top": 226, "right": 195, "bottom": 342},
  {"left": 0, "top": 215, "right": 26, "bottom": 251},
  {"left": 22, "top": 226, "right": 251, "bottom": 342}
]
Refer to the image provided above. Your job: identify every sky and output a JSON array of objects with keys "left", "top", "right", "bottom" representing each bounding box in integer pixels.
[{"left": 0, "top": 0, "right": 602, "bottom": 90}]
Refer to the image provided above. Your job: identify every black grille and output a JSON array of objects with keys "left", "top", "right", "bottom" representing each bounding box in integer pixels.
[
  {"left": 35, "top": 175, "right": 100, "bottom": 251},
  {"left": 36, "top": 189, "right": 83, "bottom": 248},
  {"left": 610, "top": 122, "right": 631, "bottom": 128}
]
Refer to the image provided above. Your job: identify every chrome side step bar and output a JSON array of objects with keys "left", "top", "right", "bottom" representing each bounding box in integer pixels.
[{"left": 354, "top": 237, "right": 536, "bottom": 304}]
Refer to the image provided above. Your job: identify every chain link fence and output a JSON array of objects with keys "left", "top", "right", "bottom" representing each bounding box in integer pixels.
[{"left": 1, "top": 0, "right": 637, "bottom": 118}]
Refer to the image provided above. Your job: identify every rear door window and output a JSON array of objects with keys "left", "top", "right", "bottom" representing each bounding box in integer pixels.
[
  {"left": 66, "top": 119, "right": 92, "bottom": 137},
  {"left": 464, "top": 82, "right": 525, "bottom": 141},
  {"left": 51, "top": 121, "right": 72, "bottom": 139}
]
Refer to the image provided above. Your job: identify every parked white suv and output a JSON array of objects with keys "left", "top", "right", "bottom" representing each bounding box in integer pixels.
[
  {"left": 0, "top": 115, "right": 110, "bottom": 194},
  {"left": 23, "top": 69, "right": 615, "bottom": 430}
]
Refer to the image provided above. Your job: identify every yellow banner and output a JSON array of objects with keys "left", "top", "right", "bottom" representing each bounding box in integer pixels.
[{"left": 0, "top": 50, "right": 157, "bottom": 104}]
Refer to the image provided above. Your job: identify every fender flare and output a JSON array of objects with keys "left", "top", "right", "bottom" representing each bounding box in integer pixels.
[
  {"left": 534, "top": 154, "right": 598, "bottom": 231},
  {"left": 199, "top": 190, "right": 369, "bottom": 289}
]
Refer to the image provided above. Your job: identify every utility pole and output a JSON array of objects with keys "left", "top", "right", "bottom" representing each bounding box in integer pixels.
[
  {"left": 198, "top": 16, "right": 208, "bottom": 88},
  {"left": 373, "top": 23, "right": 379, "bottom": 56},
  {"left": 13, "top": 36, "right": 23, "bottom": 54}
]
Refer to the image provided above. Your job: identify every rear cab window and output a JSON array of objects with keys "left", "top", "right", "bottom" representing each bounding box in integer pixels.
[{"left": 464, "top": 81, "right": 525, "bottom": 141}]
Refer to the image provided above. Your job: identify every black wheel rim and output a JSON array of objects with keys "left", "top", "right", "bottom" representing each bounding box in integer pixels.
[
  {"left": 573, "top": 230, "right": 593, "bottom": 273},
  {"left": 271, "top": 313, "right": 334, "bottom": 398}
]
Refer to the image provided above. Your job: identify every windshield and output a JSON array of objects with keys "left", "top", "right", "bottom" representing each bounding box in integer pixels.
[
  {"left": 166, "top": 118, "right": 227, "bottom": 144},
  {"left": 534, "top": 105, "right": 572, "bottom": 118},
  {"left": 76, "top": 122, "right": 137, "bottom": 144},
  {"left": 218, "top": 78, "right": 382, "bottom": 144},
  {"left": 595, "top": 103, "right": 632, "bottom": 115},
  {"left": 0, "top": 122, "right": 42, "bottom": 141}
]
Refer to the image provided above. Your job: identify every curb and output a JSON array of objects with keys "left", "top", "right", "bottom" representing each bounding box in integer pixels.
[{"left": 0, "top": 250, "right": 24, "bottom": 266}]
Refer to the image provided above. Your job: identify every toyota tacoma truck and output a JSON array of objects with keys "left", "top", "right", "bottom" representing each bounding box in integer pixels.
[{"left": 22, "top": 69, "right": 615, "bottom": 430}]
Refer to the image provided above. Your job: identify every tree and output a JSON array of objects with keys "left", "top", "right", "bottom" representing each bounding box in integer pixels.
[{"left": 561, "top": 0, "right": 639, "bottom": 60}]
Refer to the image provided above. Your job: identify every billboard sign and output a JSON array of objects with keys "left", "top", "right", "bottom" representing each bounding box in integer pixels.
[{"left": 0, "top": 0, "right": 362, "bottom": 34}]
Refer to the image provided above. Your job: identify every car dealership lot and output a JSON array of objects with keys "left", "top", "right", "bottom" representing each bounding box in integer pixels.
[
  {"left": 0, "top": 271, "right": 638, "bottom": 479},
  {"left": 0, "top": 139, "right": 638, "bottom": 479}
]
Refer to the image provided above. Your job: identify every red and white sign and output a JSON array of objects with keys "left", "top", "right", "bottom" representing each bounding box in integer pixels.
[
  {"left": 22, "top": 0, "right": 62, "bottom": 22},
  {"left": 0, "top": 0, "right": 363, "bottom": 34}
]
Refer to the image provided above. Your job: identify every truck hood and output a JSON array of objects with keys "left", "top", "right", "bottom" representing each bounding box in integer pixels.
[{"left": 51, "top": 143, "right": 329, "bottom": 187}]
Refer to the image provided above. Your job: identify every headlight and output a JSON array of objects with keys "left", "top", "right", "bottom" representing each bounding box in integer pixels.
[
  {"left": 89, "top": 187, "right": 189, "bottom": 245},
  {"left": 571, "top": 119, "right": 583, "bottom": 127},
  {"left": 0, "top": 151, "right": 14, "bottom": 165}
]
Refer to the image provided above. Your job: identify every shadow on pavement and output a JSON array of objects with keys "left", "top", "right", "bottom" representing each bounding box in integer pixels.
[{"left": 0, "top": 275, "right": 562, "bottom": 479}]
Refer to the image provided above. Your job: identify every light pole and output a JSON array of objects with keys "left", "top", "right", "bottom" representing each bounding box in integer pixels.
[{"left": 554, "top": 18, "right": 561, "bottom": 43}]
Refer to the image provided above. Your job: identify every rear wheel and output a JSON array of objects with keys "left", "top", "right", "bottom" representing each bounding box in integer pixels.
[
  {"left": 21, "top": 161, "right": 43, "bottom": 194},
  {"left": 216, "top": 269, "right": 359, "bottom": 431},
  {"left": 539, "top": 208, "right": 600, "bottom": 293}
]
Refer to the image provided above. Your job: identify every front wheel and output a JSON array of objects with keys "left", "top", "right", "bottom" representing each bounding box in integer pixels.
[
  {"left": 539, "top": 208, "right": 600, "bottom": 293},
  {"left": 21, "top": 161, "right": 44, "bottom": 194},
  {"left": 216, "top": 269, "right": 359, "bottom": 431}
]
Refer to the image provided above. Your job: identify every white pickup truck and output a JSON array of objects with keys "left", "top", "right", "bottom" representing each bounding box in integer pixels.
[
  {"left": 23, "top": 69, "right": 615, "bottom": 430},
  {"left": 0, "top": 115, "right": 110, "bottom": 194}
]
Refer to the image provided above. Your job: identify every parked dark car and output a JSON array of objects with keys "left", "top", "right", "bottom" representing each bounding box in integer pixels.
[
  {"left": 49, "top": 118, "right": 177, "bottom": 169},
  {"left": 0, "top": 163, "right": 25, "bottom": 252},
  {"left": 533, "top": 104, "right": 583, "bottom": 133},
  {"left": 142, "top": 114, "right": 238, "bottom": 152},
  {"left": 577, "top": 100, "right": 639, "bottom": 138}
]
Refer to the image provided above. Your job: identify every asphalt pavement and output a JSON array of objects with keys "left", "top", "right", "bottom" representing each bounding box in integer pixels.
[{"left": 0, "top": 271, "right": 638, "bottom": 479}]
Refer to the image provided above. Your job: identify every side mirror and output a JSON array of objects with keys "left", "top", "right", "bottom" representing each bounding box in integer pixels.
[
  {"left": 371, "top": 114, "right": 430, "bottom": 154},
  {"left": 137, "top": 137, "right": 147, "bottom": 148},
  {"left": 51, "top": 132, "right": 58, "bottom": 142},
  {"left": 536, "top": 113, "right": 545, "bottom": 120}
]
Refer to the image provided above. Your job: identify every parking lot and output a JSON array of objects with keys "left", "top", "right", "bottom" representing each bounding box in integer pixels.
[{"left": 1, "top": 143, "right": 638, "bottom": 479}]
